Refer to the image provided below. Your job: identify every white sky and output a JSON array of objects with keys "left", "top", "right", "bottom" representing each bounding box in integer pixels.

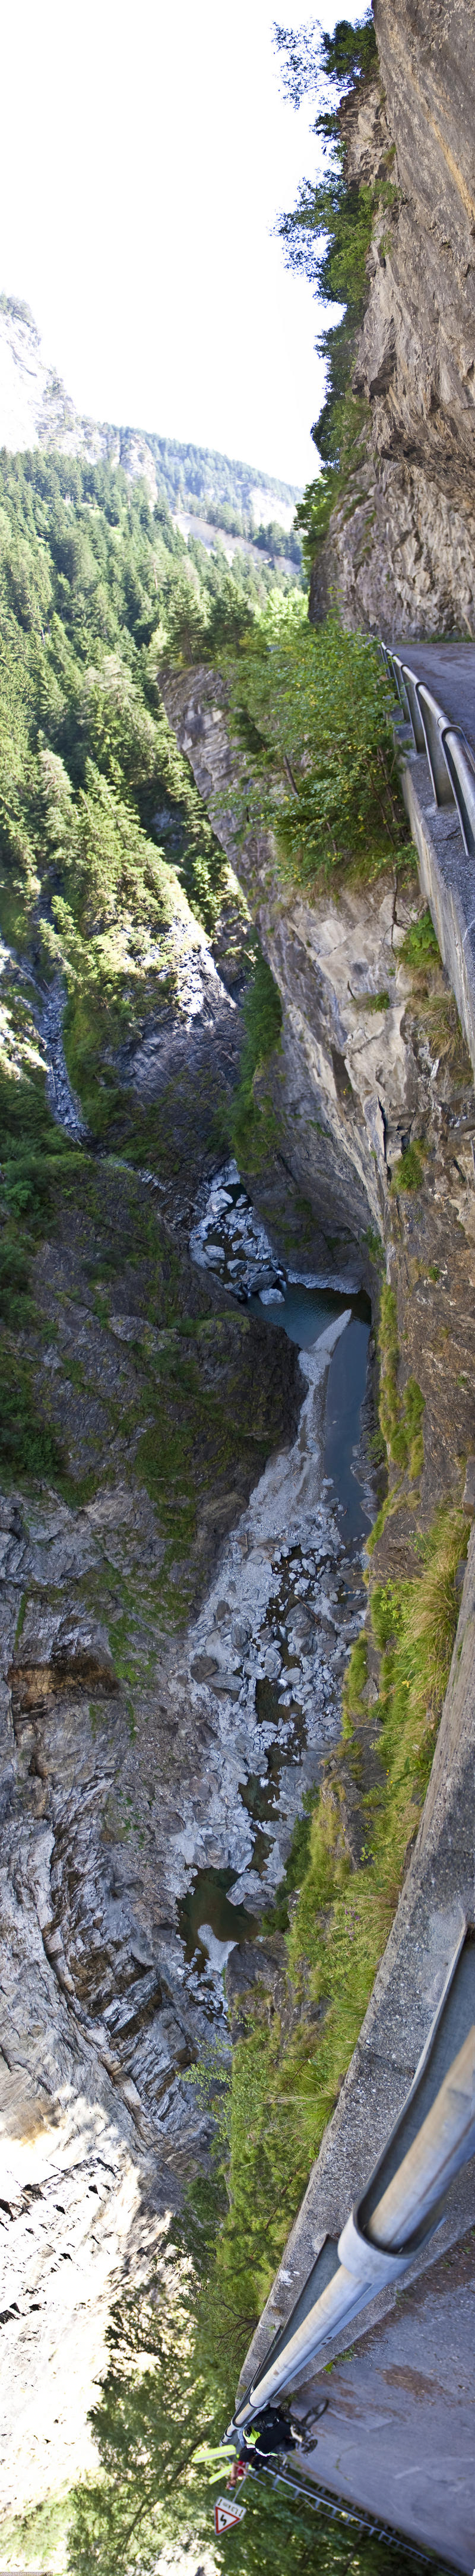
[{"left": 1, "top": 0, "right": 364, "bottom": 490}]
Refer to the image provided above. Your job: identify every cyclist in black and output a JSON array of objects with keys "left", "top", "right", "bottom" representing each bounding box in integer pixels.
[{"left": 226, "top": 2398, "right": 327, "bottom": 2483}]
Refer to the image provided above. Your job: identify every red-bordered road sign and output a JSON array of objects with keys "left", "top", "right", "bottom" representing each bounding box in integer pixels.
[{"left": 214, "top": 2495, "right": 247, "bottom": 2535}]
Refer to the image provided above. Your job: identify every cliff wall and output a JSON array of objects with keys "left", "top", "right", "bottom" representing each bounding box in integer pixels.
[
  {"left": 163, "top": 665, "right": 475, "bottom": 1543},
  {"left": 310, "top": 0, "right": 475, "bottom": 640},
  {"left": 162, "top": 668, "right": 475, "bottom": 2565},
  {"left": 4, "top": 658, "right": 475, "bottom": 2531}
]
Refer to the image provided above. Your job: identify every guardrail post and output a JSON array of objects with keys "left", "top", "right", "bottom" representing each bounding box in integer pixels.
[
  {"left": 400, "top": 666, "right": 427, "bottom": 754},
  {"left": 416, "top": 683, "right": 455, "bottom": 808},
  {"left": 439, "top": 726, "right": 475, "bottom": 857}
]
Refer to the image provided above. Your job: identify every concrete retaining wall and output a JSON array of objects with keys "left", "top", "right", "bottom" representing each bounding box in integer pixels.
[
  {"left": 239, "top": 1511, "right": 475, "bottom": 2412},
  {"left": 401, "top": 745, "right": 475, "bottom": 1084}
]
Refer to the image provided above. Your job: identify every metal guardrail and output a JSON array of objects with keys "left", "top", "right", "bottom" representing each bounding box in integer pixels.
[
  {"left": 232, "top": 1929, "right": 475, "bottom": 2431},
  {"left": 234, "top": 2021, "right": 475, "bottom": 2422},
  {"left": 249, "top": 2460, "right": 453, "bottom": 2571},
  {"left": 380, "top": 644, "right": 475, "bottom": 857}
]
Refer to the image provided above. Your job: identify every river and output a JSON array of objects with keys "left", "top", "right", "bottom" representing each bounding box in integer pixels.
[{"left": 176, "top": 1166, "right": 372, "bottom": 2014}]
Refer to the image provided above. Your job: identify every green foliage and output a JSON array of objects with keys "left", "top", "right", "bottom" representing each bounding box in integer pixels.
[
  {"left": 0, "top": 1236, "right": 31, "bottom": 1324},
  {"left": 364, "top": 1223, "right": 385, "bottom": 1269},
  {"left": 391, "top": 1141, "right": 425, "bottom": 1194},
  {"left": 0, "top": 1343, "right": 62, "bottom": 1483},
  {"left": 343, "top": 1628, "right": 368, "bottom": 1716},
  {"left": 261, "top": 1789, "right": 319, "bottom": 1932},
  {"left": 370, "top": 1504, "right": 467, "bottom": 1759},
  {"left": 137, "top": 427, "right": 300, "bottom": 523},
  {"left": 163, "top": 558, "right": 261, "bottom": 665},
  {"left": 274, "top": 12, "right": 397, "bottom": 568},
  {"left": 66, "top": 2258, "right": 428, "bottom": 2576},
  {"left": 0, "top": 2487, "right": 72, "bottom": 2571},
  {"left": 274, "top": 15, "right": 378, "bottom": 109},
  {"left": 68, "top": 2279, "right": 219, "bottom": 2574},
  {"left": 389, "top": 905, "right": 470, "bottom": 1083},
  {"left": 376, "top": 1286, "right": 425, "bottom": 1480},
  {"left": 399, "top": 908, "right": 440, "bottom": 970},
  {"left": 227, "top": 950, "right": 283, "bottom": 1169},
  {"left": 294, "top": 394, "right": 369, "bottom": 571},
  {"left": 226, "top": 598, "right": 407, "bottom": 889},
  {"left": 0, "top": 1069, "right": 72, "bottom": 1282},
  {"left": 0, "top": 448, "right": 268, "bottom": 1166},
  {"left": 275, "top": 12, "right": 379, "bottom": 384}
]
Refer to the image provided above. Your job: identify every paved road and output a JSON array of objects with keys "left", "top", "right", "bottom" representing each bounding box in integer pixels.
[
  {"left": 295, "top": 2229, "right": 475, "bottom": 2576},
  {"left": 394, "top": 641, "right": 475, "bottom": 755}
]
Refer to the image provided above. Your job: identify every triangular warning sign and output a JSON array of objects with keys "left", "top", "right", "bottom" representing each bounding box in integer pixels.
[{"left": 214, "top": 2494, "right": 247, "bottom": 2535}]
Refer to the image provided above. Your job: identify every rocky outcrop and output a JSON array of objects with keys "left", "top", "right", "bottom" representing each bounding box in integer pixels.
[
  {"left": 4, "top": 655, "right": 475, "bottom": 2517},
  {"left": 162, "top": 663, "right": 475, "bottom": 1546},
  {"left": 0, "top": 871, "right": 306, "bottom": 2520},
  {"left": 310, "top": 0, "right": 475, "bottom": 640}
]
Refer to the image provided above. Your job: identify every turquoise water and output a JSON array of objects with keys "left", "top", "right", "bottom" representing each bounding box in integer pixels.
[
  {"left": 250, "top": 1276, "right": 370, "bottom": 1542},
  {"left": 179, "top": 1866, "right": 258, "bottom": 1964},
  {"left": 248, "top": 1278, "right": 338, "bottom": 1347},
  {"left": 324, "top": 1310, "right": 370, "bottom": 1540}
]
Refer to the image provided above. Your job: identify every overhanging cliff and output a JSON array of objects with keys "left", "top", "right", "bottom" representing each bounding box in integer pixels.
[{"left": 310, "top": 0, "right": 475, "bottom": 640}]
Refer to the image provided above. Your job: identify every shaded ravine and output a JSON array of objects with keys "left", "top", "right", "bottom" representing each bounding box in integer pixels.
[
  {"left": 0, "top": 955, "right": 375, "bottom": 2531},
  {"left": 13, "top": 961, "right": 373, "bottom": 2039},
  {"left": 175, "top": 1171, "right": 372, "bottom": 2018}
]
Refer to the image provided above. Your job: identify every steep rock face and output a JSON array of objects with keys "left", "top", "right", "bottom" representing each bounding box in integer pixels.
[
  {"left": 4, "top": 663, "right": 475, "bottom": 2518},
  {"left": 162, "top": 664, "right": 475, "bottom": 1540},
  {"left": 0, "top": 882, "right": 303, "bottom": 2520},
  {"left": 162, "top": 673, "right": 441, "bottom": 1248},
  {"left": 311, "top": 0, "right": 475, "bottom": 640}
]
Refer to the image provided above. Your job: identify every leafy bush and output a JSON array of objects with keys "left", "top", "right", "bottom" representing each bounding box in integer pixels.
[
  {"left": 275, "top": 15, "right": 379, "bottom": 460},
  {"left": 391, "top": 1141, "right": 425, "bottom": 1194},
  {"left": 273, "top": 13, "right": 400, "bottom": 572},
  {"left": 66, "top": 2260, "right": 424, "bottom": 2576},
  {"left": 376, "top": 1286, "right": 425, "bottom": 1479},
  {"left": 0, "top": 1237, "right": 31, "bottom": 1323},
  {"left": 0, "top": 1346, "right": 62, "bottom": 1482},
  {"left": 399, "top": 909, "right": 440, "bottom": 970},
  {"left": 226, "top": 599, "right": 407, "bottom": 887},
  {"left": 226, "top": 950, "right": 283, "bottom": 1167}
]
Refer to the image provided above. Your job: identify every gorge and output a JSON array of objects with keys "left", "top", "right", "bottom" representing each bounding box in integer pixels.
[{"left": 1, "top": 2, "right": 475, "bottom": 2571}]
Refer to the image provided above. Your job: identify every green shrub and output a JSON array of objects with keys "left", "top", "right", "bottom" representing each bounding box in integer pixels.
[
  {"left": 376, "top": 1287, "right": 425, "bottom": 1480},
  {"left": 0, "top": 1238, "right": 31, "bottom": 1324},
  {"left": 225, "top": 602, "right": 407, "bottom": 890},
  {"left": 391, "top": 1141, "right": 425, "bottom": 1194},
  {"left": 226, "top": 949, "right": 283, "bottom": 1168},
  {"left": 273, "top": 10, "right": 398, "bottom": 572},
  {"left": 0, "top": 1344, "right": 62, "bottom": 1482},
  {"left": 400, "top": 909, "right": 440, "bottom": 971}
]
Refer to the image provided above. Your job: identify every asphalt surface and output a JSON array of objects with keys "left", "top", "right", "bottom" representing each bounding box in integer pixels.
[
  {"left": 295, "top": 2229, "right": 475, "bottom": 2574},
  {"left": 394, "top": 641, "right": 475, "bottom": 755}
]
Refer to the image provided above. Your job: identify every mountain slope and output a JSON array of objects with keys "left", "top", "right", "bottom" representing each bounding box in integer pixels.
[{"left": 0, "top": 293, "right": 300, "bottom": 531}]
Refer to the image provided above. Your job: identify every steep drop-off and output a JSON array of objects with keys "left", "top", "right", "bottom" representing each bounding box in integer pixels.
[
  {"left": 310, "top": 0, "right": 475, "bottom": 638},
  {"left": 3, "top": 7, "right": 475, "bottom": 2533}
]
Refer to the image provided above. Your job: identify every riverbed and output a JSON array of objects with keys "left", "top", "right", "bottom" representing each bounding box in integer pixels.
[{"left": 173, "top": 1169, "right": 372, "bottom": 2021}]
